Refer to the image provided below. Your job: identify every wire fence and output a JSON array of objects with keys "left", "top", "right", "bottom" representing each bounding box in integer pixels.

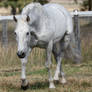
[{"left": 0, "top": 10, "right": 92, "bottom": 65}]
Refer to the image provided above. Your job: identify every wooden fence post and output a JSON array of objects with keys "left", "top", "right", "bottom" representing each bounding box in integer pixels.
[
  {"left": 2, "top": 20, "right": 8, "bottom": 47},
  {"left": 73, "top": 10, "right": 82, "bottom": 63}
]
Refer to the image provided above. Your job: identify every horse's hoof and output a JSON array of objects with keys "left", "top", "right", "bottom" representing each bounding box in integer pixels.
[
  {"left": 21, "top": 84, "right": 29, "bottom": 90},
  {"left": 60, "top": 78, "right": 67, "bottom": 84},
  {"left": 49, "top": 83, "right": 56, "bottom": 89},
  {"left": 53, "top": 76, "right": 59, "bottom": 81}
]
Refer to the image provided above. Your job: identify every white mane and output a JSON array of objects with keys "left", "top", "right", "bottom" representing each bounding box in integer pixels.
[{"left": 21, "top": 3, "right": 42, "bottom": 15}]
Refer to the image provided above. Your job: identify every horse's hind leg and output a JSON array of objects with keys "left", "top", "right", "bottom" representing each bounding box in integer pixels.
[
  {"left": 53, "top": 52, "right": 62, "bottom": 81},
  {"left": 59, "top": 59, "right": 66, "bottom": 84},
  {"left": 53, "top": 42, "right": 66, "bottom": 84}
]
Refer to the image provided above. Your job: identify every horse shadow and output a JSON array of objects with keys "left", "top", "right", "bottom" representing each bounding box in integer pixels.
[{"left": 29, "top": 81, "right": 49, "bottom": 90}]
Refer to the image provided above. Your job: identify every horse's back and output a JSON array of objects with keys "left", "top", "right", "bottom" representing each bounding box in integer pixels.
[
  {"left": 43, "top": 3, "right": 70, "bottom": 17},
  {"left": 43, "top": 3, "right": 73, "bottom": 42},
  {"left": 43, "top": 3, "right": 73, "bottom": 34}
]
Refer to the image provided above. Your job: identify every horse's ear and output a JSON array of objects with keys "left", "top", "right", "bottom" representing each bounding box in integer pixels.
[
  {"left": 26, "top": 15, "right": 30, "bottom": 22},
  {"left": 13, "top": 15, "right": 17, "bottom": 22}
]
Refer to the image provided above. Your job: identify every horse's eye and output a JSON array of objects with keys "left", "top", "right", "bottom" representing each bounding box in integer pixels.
[
  {"left": 26, "top": 32, "right": 29, "bottom": 36},
  {"left": 14, "top": 32, "right": 17, "bottom": 36}
]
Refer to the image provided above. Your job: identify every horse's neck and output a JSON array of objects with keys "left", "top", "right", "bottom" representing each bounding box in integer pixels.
[{"left": 32, "top": 7, "right": 49, "bottom": 31}]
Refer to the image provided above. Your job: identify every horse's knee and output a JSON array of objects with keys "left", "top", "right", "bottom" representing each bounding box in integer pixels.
[
  {"left": 45, "top": 64, "right": 52, "bottom": 69},
  {"left": 45, "top": 61, "right": 52, "bottom": 69}
]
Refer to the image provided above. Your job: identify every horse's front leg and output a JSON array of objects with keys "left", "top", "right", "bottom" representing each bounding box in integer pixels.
[
  {"left": 21, "top": 58, "right": 28, "bottom": 90},
  {"left": 45, "top": 40, "right": 55, "bottom": 88},
  {"left": 21, "top": 49, "right": 31, "bottom": 90}
]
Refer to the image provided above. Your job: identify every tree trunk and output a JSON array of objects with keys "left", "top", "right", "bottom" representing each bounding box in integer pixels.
[
  {"left": 11, "top": 6, "right": 16, "bottom": 15},
  {"left": 89, "top": 0, "right": 92, "bottom": 11},
  {"left": 33, "top": 0, "right": 49, "bottom": 5}
]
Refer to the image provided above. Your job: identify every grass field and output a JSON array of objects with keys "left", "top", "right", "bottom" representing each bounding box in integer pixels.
[
  {"left": 0, "top": 40, "right": 92, "bottom": 92},
  {"left": 0, "top": 19, "right": 92, "bottom": 92},
  {"left": 0, "top": 60, "right": 92, "bottom": 92}
]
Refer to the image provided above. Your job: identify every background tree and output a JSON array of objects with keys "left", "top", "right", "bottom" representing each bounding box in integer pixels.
[
  {"left": 88, "top": 0, "right": 92, "bottom": 10},
  {"left": 0, "top": 0, "right": 32, "bottom": 14},
  {"left": 81, "top": 0, "right": 92, "bottom": 11},
  {"left": 33, "top": 0, "right": 49, "bottom": 5},
  {"left": 0, "top": 0, "right": 49, "bottom": 14}
]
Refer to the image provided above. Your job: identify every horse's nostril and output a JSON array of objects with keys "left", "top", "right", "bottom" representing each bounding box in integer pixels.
[
  {"left": 17, "top": 51, "right": 25, "bottom": 58},
  {"left": 21, "top": 52, "right": 25, "bottom": 56}
]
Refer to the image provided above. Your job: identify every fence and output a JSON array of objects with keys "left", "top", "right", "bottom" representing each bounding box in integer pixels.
[
  {"left": 0, "top": 10, "right": 90, "bottom": 47},
  {"left": 0, "top": 10, "right": 92, "bottom": 63}
]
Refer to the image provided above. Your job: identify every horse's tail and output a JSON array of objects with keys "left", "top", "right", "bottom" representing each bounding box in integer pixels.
[
  {"left": 64, "top": 30, "right": 82, "bottom": 64},
  {"left": 62, "top": 13, "right": 82, "bottom": 63}
]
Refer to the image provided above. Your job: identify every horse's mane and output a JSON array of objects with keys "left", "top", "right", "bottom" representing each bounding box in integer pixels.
[
  {"left": 21, "top": 3, "right": 43, "bottom": 16},
  {"left": 21, "top": 2, "right": 48, "bottom": 30}
]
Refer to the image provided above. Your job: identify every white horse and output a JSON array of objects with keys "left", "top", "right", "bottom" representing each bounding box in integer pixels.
[{"left": 13, "top": 3, "right": 81, "bottom": 89}]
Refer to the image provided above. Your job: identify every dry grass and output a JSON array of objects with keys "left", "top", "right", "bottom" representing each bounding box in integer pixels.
[
  {"left": 0, "top": 63, "right": 92, "bottom": 92},
  {"left": 0, "top": 44, "right": 46, "bottom": 69},
  {"left": 0, "top": 19, "right": 92, "bottom": 92},
  {"left": 0, "top": 41, "right": 92, "bottom": 92},
  {"left": 0, "top": 42, "right": 92, "bottom": 92}
]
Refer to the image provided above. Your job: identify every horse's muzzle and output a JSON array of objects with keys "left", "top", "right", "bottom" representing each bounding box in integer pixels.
[{"left": 17, "top": 51, "right": 26, "bottom": 58}]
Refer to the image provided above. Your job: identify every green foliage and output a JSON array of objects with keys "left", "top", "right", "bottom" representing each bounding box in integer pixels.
[
  {"left": 33, "top": 0, "right": 49, "bottom": 5},
  {"left": 81, "top": 0, "right": 92, "bottom": 11},
  {"left": 81, "top": 0, "right": 89, "bottom": 10},
  {"left": 0, "top": 0, "right": 32, "bottom": 14},
  {"left": 0, "top": 0, "right": 49, "bottom": 14},
  {"left": 16, "top": 0, "right": 32, "bottom": 12}
]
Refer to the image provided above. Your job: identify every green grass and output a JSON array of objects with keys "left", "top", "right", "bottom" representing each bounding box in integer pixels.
[
  {"left": 0, "top": 20, "right": 92, "bottom": 92},
  {"left": 0, "top": 62, "right": 92, "bottom": 92},
  {"left": 0, "top": 33, "right": 92, "bottom": 92}
]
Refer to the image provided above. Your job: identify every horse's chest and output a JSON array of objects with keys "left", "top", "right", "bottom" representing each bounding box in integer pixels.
[{"left": 36, "top": 40, "right": 48, "bottom": 48}]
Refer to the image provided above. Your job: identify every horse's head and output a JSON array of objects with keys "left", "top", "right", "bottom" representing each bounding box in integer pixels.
[{"left": 14, "top": 15, "right": 38, "bottom": 58}]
